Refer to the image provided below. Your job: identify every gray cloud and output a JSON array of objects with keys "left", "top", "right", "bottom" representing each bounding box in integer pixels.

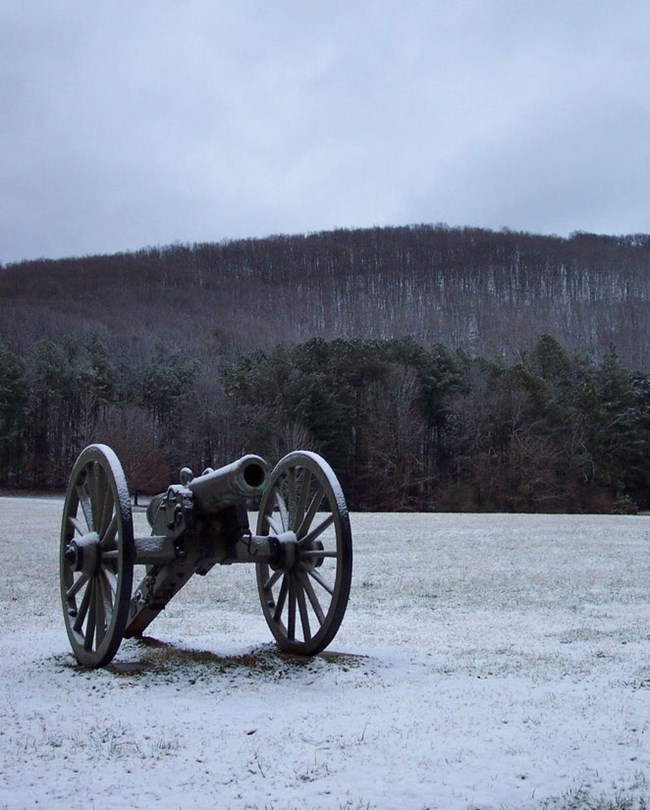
[{"left": 2, "top": 0, "right": 650, "bottom": 263}]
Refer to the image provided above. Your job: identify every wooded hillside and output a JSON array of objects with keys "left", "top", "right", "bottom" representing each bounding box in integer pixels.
[
  {"left": 2, "top": 225, "right": 649, "bottom": 367},
  {"left": 1, "top": 225, "right": 648, "bottom": 511}
]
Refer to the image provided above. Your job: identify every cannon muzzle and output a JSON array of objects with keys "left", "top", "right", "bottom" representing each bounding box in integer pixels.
[{"left": 187, "top": 454, "right": 269, "bottom": 514}]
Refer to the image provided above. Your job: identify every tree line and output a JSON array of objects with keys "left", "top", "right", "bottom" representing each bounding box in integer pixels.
[
  {"left": 1, "top": 224, "right": 649, "bottom": 369},
  {"left": 1, "top": 333, "right": 647, "bottom": 513}
]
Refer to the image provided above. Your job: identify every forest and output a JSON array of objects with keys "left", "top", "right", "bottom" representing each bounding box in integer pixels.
[{"left": 0, "top": 224, "right": 648, "bottom": 512}]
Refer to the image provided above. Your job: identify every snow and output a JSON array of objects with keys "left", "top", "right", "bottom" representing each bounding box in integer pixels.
[{"left": 1, "top": 499, "right": 648, "bottom": 810}]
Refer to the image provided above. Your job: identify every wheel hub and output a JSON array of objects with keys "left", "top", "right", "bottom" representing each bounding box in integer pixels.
[
  {"left": 269, "top": 530, "right": 298, "bottom": 570},
  {"left": 64, "top": 532, "right": 101, "bottom": 575}
]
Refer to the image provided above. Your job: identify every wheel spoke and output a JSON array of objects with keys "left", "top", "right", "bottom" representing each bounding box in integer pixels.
[
  {"left": 95, "top": 578, "right": 107, "bottom": 647},
  {"left": 301, "top": 514, "right": 334, "bottom": 547},
  {"left": 94, "top": 464, "right": 106, "bottom": 531},
  {"left": 102, "top": 566, "right": 118, "bottom": 595},
  {"left": 261, "top": 568, "right": 283, "bottom": 592},
  {"left": 300, "top": 549, "right": 338, "bottom": 560},
  {"left": 73, "top": 579, "right": 92, "bottom": 632},
  {"left": 84, "top": 580, "right": 97, "bottom": 649},
  {"left": 295, "top": 576, "right": 311, "bottom": 641},
  {"left": 265, "top": 514, "right": 283, "bottom": 535},
  {"left": 308, "top": 568, "right": 334, "bottom": 596},
  {"left": 76, "top": 483, "right": 94, "bottom": 532},
  {"left": 66, "top": 572, "right": 89, "bottom": 600},
  {"left": 274, "top": 490, "right": 289, "bottom": 531},
  {"left": 93, "top": 463, "right": 108, "bottom": 533},
  {"left": 295, "top": 485, "right": 325, "bottom": 539},
  {"left": 100, "top": 512, "right": 118, "bottom": 549},
  {"left": 273, "top": 573, "right": 289, "bottom": 623},
  {"left": 89, "top": 462, "right": 100, "bottom": 529},
  {"left": 299, "top": 570, "right": 326, "bottom": 625},
  {"left": 99, "top": 569, "right": 114, "bottom": 615},
  {"left": 294, "top": 468, "right": 312, "bottom": 531},
  {"left": 287, "top": 468, "right": 297, "bottom": 526},
  {"left": 68, "top": 515, "right": 86, "bottom": 537},
  {"left": 287, "top": 576, "right": 296, "bottom": 640},
  {"left": 98, "top": 474, "right": 114, "bottom": 537}
]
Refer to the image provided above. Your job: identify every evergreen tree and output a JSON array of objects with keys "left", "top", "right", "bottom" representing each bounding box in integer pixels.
[{"left": 0, "top": 344, "right": 28, "bottom": 484}]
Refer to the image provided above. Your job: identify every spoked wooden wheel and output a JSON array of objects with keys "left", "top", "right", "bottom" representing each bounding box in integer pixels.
[
  {"left": 60, "top": 444, "right": 135, "bottom": 667},
  {"left": 256, "top": 451, "right": 353, "bottom": 655}
]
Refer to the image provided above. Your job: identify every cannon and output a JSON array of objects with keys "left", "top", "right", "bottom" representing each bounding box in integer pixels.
[{"left": 59, "top": 444, "right": 353, "bottom": 667}]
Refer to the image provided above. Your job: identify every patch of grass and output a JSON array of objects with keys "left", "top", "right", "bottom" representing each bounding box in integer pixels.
[
  {"left": 150, "top": 736, "right": 181, "bottom": 757},
  {"left": 535, "top": 786, "right": 648, "bottom": 810},
  {"left": 103, "top": 639, "right": 368, "bottom": 681},
  {"left": 85, "top": 722, "right": 143, "bottom": 759}
]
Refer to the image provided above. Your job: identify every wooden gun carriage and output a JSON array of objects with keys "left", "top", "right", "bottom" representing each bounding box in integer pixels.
[{"left": 60, "top": 444, "right": 353, "bottom": 667}]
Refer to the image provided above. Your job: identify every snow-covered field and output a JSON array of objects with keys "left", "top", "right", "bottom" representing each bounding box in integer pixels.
[{"left": 1, "top": 497, "right": 648, "bottom": 810}]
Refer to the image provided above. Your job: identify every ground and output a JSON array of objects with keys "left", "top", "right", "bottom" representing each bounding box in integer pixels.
[{"left": 1, "top": 499, "right": 648, "bottom": 809}]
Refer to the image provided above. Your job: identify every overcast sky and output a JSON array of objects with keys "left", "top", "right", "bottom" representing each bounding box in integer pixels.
[{"left": 1, "top": 1, "right": 649, "bottom": 264}]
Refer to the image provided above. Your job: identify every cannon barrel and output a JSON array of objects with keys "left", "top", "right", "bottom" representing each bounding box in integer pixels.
[
  {"left": 146, "top": 454, "right": 269, "bottom": 528},
  {"left": 188, "top": 454, "right": 269, "bottom": 514}
]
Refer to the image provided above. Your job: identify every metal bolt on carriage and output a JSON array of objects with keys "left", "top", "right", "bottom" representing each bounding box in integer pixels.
[{"left": 59, "top": 444, "right": 353, "bottom": 667}]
